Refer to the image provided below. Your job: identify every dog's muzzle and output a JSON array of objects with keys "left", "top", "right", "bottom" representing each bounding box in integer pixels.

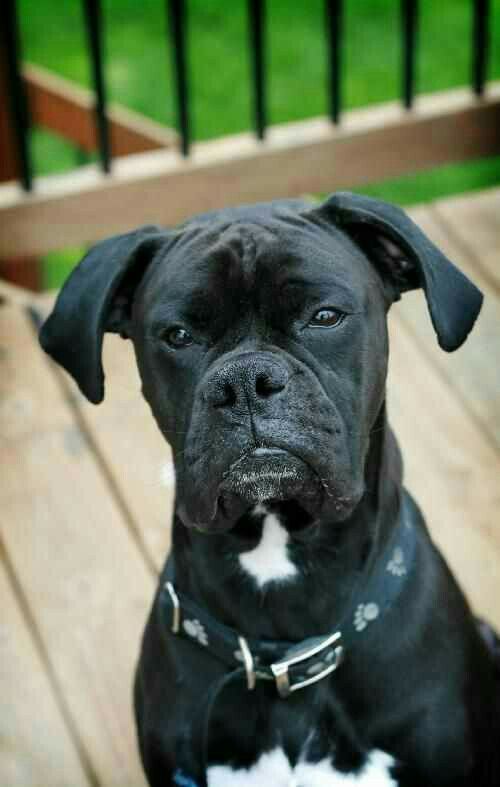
[{"left": 216, "top": 447, "right": 323, "bottom": 528}]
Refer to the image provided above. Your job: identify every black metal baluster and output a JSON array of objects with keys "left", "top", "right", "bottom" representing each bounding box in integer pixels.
[
  {"left": 325, "top": 0, "right": 343, "bottom": 124},
  {"left": 168, "top": 0, "right": 190, "bottom": 156},
  {"left": 401, "top": 0, "right": 418, "bottom": 109},
  {"left": 82, "top": 0, "right": 111, "bottom": 173},
  {"left": 473, "top": 0, "right": 490, "bottom": 96},
  {"left": 1, "top": 0, "right": 32, "bottom": 190},
  {"left": 247, "top": 0, "right": 267, "bottom": 140}
]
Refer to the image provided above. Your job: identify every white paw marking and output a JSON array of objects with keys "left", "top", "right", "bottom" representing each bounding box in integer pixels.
[
  {"left": 207, "top": 747, "right": 397, "bottom": 786},
  {"left": 239, "top": 511, "right": 298, "bottom": 588}
]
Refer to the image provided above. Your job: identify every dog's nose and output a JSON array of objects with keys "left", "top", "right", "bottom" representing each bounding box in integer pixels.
[{"left": 204, "top": 354, "right": 290, "bottom": 410}]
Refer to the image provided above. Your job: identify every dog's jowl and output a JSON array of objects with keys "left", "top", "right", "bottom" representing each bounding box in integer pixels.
[{"left": 40, "top": 193, "right": 500, "bottom": 786}]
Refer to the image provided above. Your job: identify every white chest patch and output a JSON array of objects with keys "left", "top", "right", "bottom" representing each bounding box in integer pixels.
[
  {"left": 208, "top": 747, "right": 291, "bottom": 786},
  {"left": 238, "top": 510, "right": 298, "bottom": 588},
  {"left": 207, "top": 747, "right": 397, "bottom": 787}
]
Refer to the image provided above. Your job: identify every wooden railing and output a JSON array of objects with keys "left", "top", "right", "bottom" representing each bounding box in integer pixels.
[{"left": 0, "top": 0, "right": 498, "bottom": 277}]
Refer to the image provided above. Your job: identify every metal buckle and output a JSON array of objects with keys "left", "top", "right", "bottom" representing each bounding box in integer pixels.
[
  {"left": 165, "top": 582, "right": 181, "bottom": 634},
  {"left": 238, "top": 636, "right": 256, "bottom": 691},
  {"left": 270, "top": 631, "right": 343, "bottom": 698}
]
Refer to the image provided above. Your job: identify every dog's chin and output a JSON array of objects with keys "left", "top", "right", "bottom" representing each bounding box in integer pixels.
[{"left": 179, "top": 448, "right": 324, "bottom": 536}]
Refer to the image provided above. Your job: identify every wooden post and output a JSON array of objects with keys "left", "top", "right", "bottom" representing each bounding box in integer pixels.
[{"left": 0, "top": 50, "right": 41, "bottom": 290}]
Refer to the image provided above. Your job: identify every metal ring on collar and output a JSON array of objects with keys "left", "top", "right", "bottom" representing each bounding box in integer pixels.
[{"left": 238, "top": 635, "right": 256, "bottom": 690}]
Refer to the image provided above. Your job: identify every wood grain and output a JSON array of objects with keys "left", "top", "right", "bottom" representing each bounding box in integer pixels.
[
  {"left": 34, "top": 296, "right": 173, "bottom": 572},
  {"left": 434, "top": 187, "right": 500, "bottom": 293},
  {"left": 0, "top": 559, "right": 91, "bottom": 787},
  {"left": 0, "top": 305, "right": 150, "bottom": 787},
  {"left": 388, "top": 314, "right": 500, "bottom": 628},
  {"left": 24, "top": 63, "right": 177, "bottom": 157},
  {"left": 400, "top": 203, "right": 500, "bottom": 451}
]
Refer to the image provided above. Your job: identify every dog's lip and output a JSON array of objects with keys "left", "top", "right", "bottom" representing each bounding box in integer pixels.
[
  {"left": 220, "top": 447, "right": 315, "bottom": 494},
  {"left": 178, "top": 446, "right": 324, "bottom": 533},
  {"left": 250, "top": 447, "right": 290, "bottom": 458}
]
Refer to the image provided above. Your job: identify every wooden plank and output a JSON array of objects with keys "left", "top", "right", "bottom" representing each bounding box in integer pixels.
[
  {"left": 387, "top": 314, "right": 500, "bottom": 629},
  {"left": 0, "top": 305, "right": 151, "bottom": 787},
  {"left": 0, "top": 58, "right": 41, "bottom": 290},
  {"left": 400, "top": 204, "right": 500, "bottom": 451},
  {"left": 0, "top": 54, "right": 19, "bottom": 182},
  {"left": 0, "top": 558, "right": 92, "bottom": 787},
  {"left": 0, "top": 256, "right": 41, "bottom": 290},
  {"left": 34, "top": 297, "right": 173, "bottom": 572},
  {"left": 433, "top": 187, "right": 500, "bottom": 293},
  {"left": 0, "top": 278, "right": 38, "bottom": 308},
  {"left": 67, "top": 336, "right": 174, "bottom": 571},
  {"left": 24, "top": 63, "right": 178, "bottom": 157},
  {"left": 0, "top": 83, "right": 499, "bottom": 256}
]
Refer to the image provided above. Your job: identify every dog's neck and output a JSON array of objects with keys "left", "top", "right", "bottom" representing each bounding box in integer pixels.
[{"left": 170, "top": 408, "right": 403, "bottom": 643}]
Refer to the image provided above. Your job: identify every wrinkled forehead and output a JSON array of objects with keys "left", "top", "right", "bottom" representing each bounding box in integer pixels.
[{"left": 141, "top": 211, "right": 378, "bottom": 316}]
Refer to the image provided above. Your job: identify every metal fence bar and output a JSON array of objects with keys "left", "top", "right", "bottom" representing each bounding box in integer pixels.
[
  {"left": 247, "top": 0, "right": 267, "bottom": 140},
  {"left": 401, "top": 0, "right": 418, "bottom": 109},
  {"left": 1, "top": 0, "right": 32, "bottom": 190},
  {"left": 168, "top": 0, "right": 190, "bottom": 156},
  {"left": 325, "top": 0, "right": 343, "bottom": 124},
  {"left": 473, "top": 0, "right": 490, "bottom": 96},
  {"left": 82, "top": 0, "right": 111, "bottom": 173}
]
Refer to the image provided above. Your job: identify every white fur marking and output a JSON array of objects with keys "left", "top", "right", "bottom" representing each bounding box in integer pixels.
[
  {"left": 207, "top": 747, "right": 397, "bottom": 786},
  {"left": 208, "top": 748, "right": 292, "bottom": 787},
  {"left": 239, "top": 512, "right": 298, "bottom": 587},
  {"left": 295, "top": 749, "right": 397, "bottom": 786}
]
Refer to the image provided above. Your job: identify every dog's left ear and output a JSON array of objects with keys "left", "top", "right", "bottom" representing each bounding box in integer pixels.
[
  {"left": 310, "top": 192, "right": 483, "bottom": 352},
  {"left": 39, "top": 226, "right": 167, "bottom": 404}
]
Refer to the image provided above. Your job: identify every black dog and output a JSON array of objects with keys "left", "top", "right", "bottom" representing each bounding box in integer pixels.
[{"left": 40, "top": 193, "right": 500, "bottom": 786}]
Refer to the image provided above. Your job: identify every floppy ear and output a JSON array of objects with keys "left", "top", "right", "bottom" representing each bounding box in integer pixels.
[
  {"left": 39, "top": 226, "right": 165, "bottom": 404},
  {"left": 310, "top": 192, "right": 483, "bottom": 352}
]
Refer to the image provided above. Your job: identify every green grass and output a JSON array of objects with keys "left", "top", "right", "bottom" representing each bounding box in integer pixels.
[{"left": 16, "top": 0, "right": 500, "bottom": 287}]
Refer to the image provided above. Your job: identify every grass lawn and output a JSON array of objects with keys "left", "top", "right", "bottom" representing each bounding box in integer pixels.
[{"left": 16, "top": 0, "right": 500, "bottom": 287}]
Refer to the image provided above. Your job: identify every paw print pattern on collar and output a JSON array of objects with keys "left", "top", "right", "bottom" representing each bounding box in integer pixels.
[
  {"left": 387, "top": 546, "right": 407, "bottom": 577},
  {"left": 183, "top": 618, "right": 209, "bottom": 646},
  {"left": 354, "top": 602, "right": 380, "bottom": 632}
]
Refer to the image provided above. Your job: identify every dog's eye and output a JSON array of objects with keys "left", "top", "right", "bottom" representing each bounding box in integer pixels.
[
  {"left": 308, "top": 308, "right": 344, "bottom": 328},
  {"left": 162, "top": 326, "right": 194, "bottom": 348}
]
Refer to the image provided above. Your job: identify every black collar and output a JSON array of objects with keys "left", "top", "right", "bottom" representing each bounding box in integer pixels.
[{"left": 160, "top": 496, "right": 417, "bottom": 787}]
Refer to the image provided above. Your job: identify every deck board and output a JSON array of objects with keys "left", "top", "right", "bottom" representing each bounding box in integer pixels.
[
  {"left": 69, "top": 336, "right": 173, "bottom": 572},
  {"left": 0, "top": 307, "right": 150, "bottom": 787},
  {"left": 0, "top": 558, "right": 91, "bottom": 787},
  {"left": 1, "top": 186, "right": 499, "bottom": 786},
  {"left": 35, "top": 294, "right": 173, "bottom": 573},
  {"left": 401, "top": 204, "right": 500, "bottom": 451},
  {"left": 434, "top": 187, "right": 500, "bottom": 293},
  {"left": 387, "top": 317, "right": 500, "bottom": 628}
]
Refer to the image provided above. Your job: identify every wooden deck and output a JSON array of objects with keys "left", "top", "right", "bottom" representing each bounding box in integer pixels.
[{"left": 1, "top": 187, "right": 499, "bottom": 787}]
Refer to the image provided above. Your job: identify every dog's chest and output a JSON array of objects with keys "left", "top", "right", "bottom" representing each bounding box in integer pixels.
[{"left": 207, "top": 746, "right": 397, "bottom": 786}]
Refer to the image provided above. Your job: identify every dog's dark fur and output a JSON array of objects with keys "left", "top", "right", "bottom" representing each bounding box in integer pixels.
[{"left": 40, "top": 193, "right": 500, "bottom": 786}]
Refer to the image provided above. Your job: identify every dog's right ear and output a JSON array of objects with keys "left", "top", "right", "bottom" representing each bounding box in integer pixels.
[{"left": 39, "top": 226, "right": 166, "bottom": 405}]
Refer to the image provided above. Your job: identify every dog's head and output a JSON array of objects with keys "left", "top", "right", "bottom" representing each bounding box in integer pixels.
[{"left": 40, "top": 193, "right": 482, "bottom": 534}]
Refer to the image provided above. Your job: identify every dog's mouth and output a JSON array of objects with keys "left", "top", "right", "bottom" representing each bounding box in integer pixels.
[
  {"left": 229, "top": 498, "right": 318, "bottom": 544},
  {"left": 213, "top": 447, "right": 323, "bottom": 538}
]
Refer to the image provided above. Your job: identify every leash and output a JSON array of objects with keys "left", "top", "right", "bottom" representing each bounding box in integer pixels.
[{"left": 161, "top": 496, "right": 417, "bottom": 787}]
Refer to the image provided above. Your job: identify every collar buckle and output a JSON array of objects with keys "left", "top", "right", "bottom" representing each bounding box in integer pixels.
[{"left": 270, "top": 631, "right": 344, "bottom": 698}]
